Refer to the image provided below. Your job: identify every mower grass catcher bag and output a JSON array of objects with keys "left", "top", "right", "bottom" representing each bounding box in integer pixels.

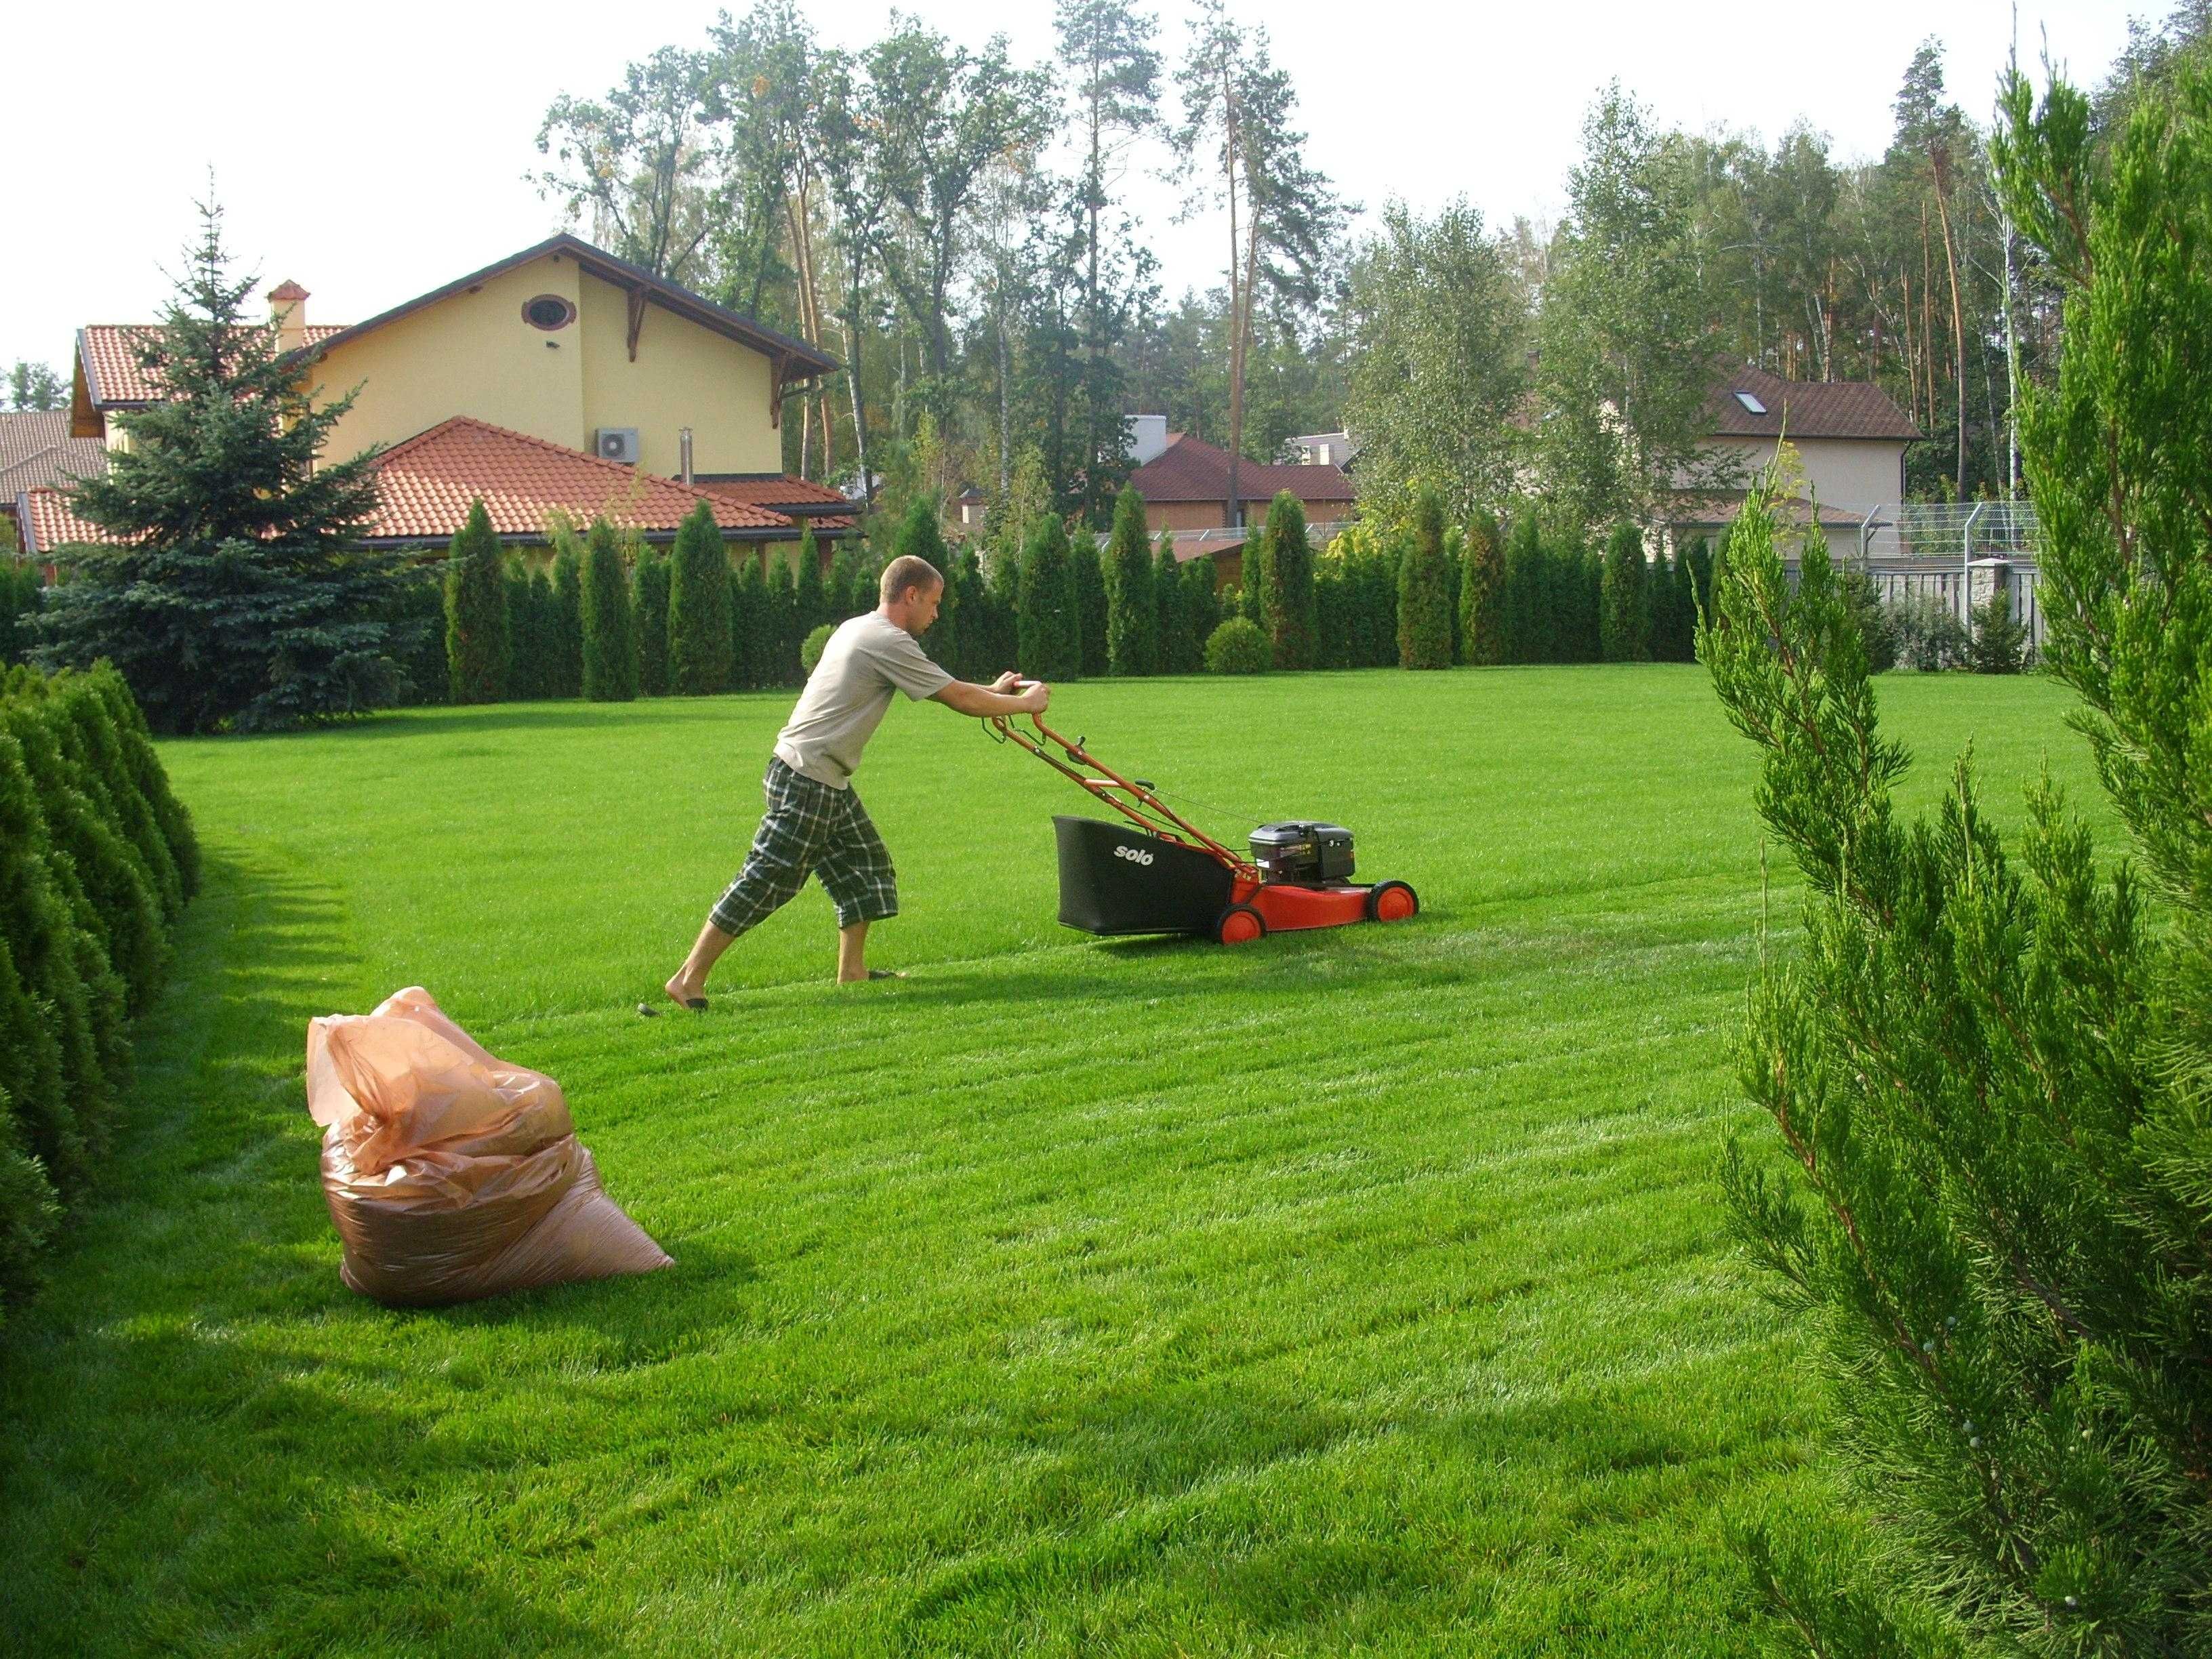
[{"left": 304, "top": 987, "right": 671, "bottom": 1307}]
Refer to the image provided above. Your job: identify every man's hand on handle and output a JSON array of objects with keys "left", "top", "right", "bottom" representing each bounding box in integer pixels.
[{"left": 991, "top": 671, "right": 1050, "bottom": 716}]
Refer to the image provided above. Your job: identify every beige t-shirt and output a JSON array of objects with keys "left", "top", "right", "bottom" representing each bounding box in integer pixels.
[{"left": 772, "top": 613, "right": 954, "bottom": 787}]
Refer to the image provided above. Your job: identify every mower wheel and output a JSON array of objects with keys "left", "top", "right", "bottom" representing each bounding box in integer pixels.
[
  {"left": 1214, "top": 903, "right": 1267, "bottom": 945},
  {"left": 1365, "top": 880, "right": 1419, "bottom": 923}
]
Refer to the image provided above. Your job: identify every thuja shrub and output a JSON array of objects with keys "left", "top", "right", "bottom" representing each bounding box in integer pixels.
[{"left": 1204, "top": 617, "right": 1271, "bottom": 675}]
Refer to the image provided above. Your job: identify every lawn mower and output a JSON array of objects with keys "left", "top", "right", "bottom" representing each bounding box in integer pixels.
[{"left": 985, "top": 707, "right": 1418, "bottom": 945}]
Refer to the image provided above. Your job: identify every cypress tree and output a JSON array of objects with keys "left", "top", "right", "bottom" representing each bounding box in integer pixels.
[
  {"left": 668, "top": 500, "right": 733, "bottom": 695},
  {"left": 825, "top": 536, "right": 863, "bottom": 621},
  {"left": 1153, "top": 532, "right": 1187, "bottom": 674},
  {"left": 504, "top": 567, "right": 538, "bottom": 699},
  {"left": 986, "top": 537, "right": 1023, "bottom": 678},
  {"left": 1104, "top": 487, "right": 1158, "bottom": 676},
  {"left": 579, "top": 519, "right": 638, "bottom": 701},
  {"left": 35, "top": 198, "right": 418, "bottom": 732},
  {"left": 1257, "top": 491, "right": 1318, "bottom": 672},
  {"left": 764, "top": 552, "right": 799, "bottom": 684},
  {"left": 525, "top": 568, "right": 557, "bottom": 694},
  {"left": 1069, "top": 533, "right": 1109, "bottom": 678},
  {"left": 1397, "top": 485, "right": 1454, "bottom": 670},
  {"left": 444, "top": 498, "right": 509, "bottom": 704},
  {"left": 85, "top": 663, "right": 197, "bottom": 898},
  {"left": 734, "top": 554, "right": 769, "bottom": 691},
  {"left": 1599, "top": 519, "right": 1652, "bottom": 662},
  {"left": 1017, "top": 515, "right": 1083, "bottom": 681},
  {"left": 394, "top": 568, "right": 449, "bottom": 707},
  {"left": 941, "top": 544, "right": 988, "bottom": 683},
  {"left": 52, "top": 678, "right": 181, "bottom": 922},
  {"left": 1183, "top": 556, "right": 1223, "bottom": 671},
  {"left": 0, "top": 564, "right": 44, "bottom": 669},
  {"left": 0, "top": 1068, "right": 59, "bottom": 1311},
  {"left": 550, "top": 535, "right": 585, "bottom": 697},
  {"left": 634, "top": 548, "right": 671, "bottom": 696},
  {"left": 1460, "top": 508, "right": 1506, "bottom": 665},
  {"left": 1315, "top": 560, "right": 1347, "bottom": 670},
  {"left": 1685, "top": 537, "right": 1715, "bottom": 626},
  {"left": 796, "top": 524, "right": 829, "bottom": 634}
]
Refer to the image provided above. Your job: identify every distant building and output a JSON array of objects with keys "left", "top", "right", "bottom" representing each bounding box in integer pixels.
[
  {"left": 1284, "top": 430, "right": 1355, "bottom": 468},
  {"left": 1125, "top": 429, "right": 1355, "bottom": 588}
]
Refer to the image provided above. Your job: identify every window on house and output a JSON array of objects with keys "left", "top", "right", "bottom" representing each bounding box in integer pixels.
[
  {"left": 523, "top": 295, "right": 577, "bottom": 331},
  {"left": 1734, "top": 390, "right": 1767, "bottom": 415}
]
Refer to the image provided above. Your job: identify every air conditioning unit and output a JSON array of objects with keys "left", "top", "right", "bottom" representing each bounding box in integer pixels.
[{"left": 594, "top": 428, "right": 640, "bottom": 465}]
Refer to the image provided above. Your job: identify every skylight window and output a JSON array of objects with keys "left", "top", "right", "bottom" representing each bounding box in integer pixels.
[{"left": 1735, "top": 390, "right": 1768, "bottom": 415}]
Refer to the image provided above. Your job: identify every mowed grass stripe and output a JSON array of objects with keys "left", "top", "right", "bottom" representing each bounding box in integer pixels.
[{"left": 1, "top": 665, "right": 2097, "bottom": 1656}]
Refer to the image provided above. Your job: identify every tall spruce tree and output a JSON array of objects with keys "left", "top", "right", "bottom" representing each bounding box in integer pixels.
[
  {"left": 37, "top": 198, "right": 418, "bottom": 732},
  {"left": 579, "top": 519, "right": 638, "bottom": 701},
  {"left": 1258, "top": 491, "right": 1318, "bottom": 671},
  {"left": 1104, "top": 486, "right": 1157, "bottom": 676},
  {"left": 1397, "top": 486, "right": 1454, "bottom": 670},
  {"left": 668, "top": 501, "right": 733, "bottom": 695},
  {"left": 1459, "top": 508, "right": 1506, "bottom": 665},
  {"left": 444, "top": 499, "right": 509, "bottom": 703},
  {"left": 1707, "top": 54, "right": 2212, "bottom": 1655},
  {"left": 1598, "top": 519, "right": 1652, "bottom": 662},
  {"left": 550, "top": 535, "right": 585, "bottom": 697},
  {"left": 633, "top": 547, "right": 671, "bottom": 696},
  {"left": 1017, "top": 515, "right": 1083, "bottom": 680}
]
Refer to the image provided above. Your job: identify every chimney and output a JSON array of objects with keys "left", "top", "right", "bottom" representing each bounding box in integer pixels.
[
  {"left": 680, "top": 427, "right": 694, "bottom": 485},
  {"left": 269, "top": 281, "right": 310, "bottom": 354}
]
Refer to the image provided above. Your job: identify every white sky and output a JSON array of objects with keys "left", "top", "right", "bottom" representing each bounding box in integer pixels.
[{"left": 3, "top": 0, "right": 2148, "bottom": 375}]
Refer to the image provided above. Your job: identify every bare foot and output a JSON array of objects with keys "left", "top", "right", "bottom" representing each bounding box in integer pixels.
[{"left": 663, "top": 974, "right": 708, "bottom": 1011}]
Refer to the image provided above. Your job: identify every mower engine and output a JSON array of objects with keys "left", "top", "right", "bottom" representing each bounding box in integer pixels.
[{"left": 1248, "top": 821, "right": 1356, "bottom": 886}]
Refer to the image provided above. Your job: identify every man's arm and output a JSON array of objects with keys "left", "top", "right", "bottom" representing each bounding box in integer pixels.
[{"left": 932, "top": 673, "right": 1050, "bottom": 718}]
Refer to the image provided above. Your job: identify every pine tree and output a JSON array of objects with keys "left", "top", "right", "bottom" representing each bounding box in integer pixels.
[
  {"left": 1256, "top": 491, "right": 1318, "bottom": 671},
  {"left": 1397, "top": 485, "right": 1454, "bottom": 670},
  {"left": 633, "top": 548, "right": 671, "bottom": 697},
  {"left": 444, "top": 498, "right": 509, "bottom": 703},
  {"left": 668, "top": 500, "right": 732, "bottom": 696},
  {"left": 579, "top": 519, "right": 638, "bottom": 701},
  {"left": 1069, "top": 532, "right": 1109, "bottom": 678},
  {"left": 1017, "top": 515, "right": 1083, "bottom": 681},
  {"left": 796, "top": 523, "right": 828, "bottom": 634},
  {"left": 1598, "top": 519, "right": 1652, "bottom": 662},
  {"left": 550, "top": 535, "right": 585, "bottom": 697},
  {"left": 1459, "top": 508, "right": 1506, "bottom": 665},
  {"left": 1104, "top": 487, "right": 1158, "bottom": 676},
  {"left": 37, "top": 197, "right": 419, "bottom": 732},
  {"left": 1153, "top": 531, "right": 1188, "bottom": 674}
]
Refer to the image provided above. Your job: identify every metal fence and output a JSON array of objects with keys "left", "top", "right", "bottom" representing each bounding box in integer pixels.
[{"left": 1847, "top": 499, "right": 2044, "bottom": 643}]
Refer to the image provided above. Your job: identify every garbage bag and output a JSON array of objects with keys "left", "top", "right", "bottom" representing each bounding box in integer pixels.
[{"left": 305, "top": 986, "right": 671, "bottom": 1307}]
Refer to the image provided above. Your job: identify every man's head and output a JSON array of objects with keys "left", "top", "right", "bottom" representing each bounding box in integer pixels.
[{"left": 879, "top": 554, "right": 945, "bottom": 636}]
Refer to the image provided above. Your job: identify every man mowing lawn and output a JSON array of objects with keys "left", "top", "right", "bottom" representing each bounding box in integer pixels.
[{"left": 655, "top": 553, "right": 1049, "bottom": 1009}]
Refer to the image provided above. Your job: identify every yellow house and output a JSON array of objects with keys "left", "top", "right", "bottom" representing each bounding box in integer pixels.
[{"left": 41, "top": 233, "right": 853, "bottom": 558}]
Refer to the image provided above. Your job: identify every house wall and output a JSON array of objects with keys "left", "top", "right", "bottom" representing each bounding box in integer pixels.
[
  {"left": 577, "top": 270, "right": 781, "bottom": 476},
  {"left": 1702, "top": 434, "right": 1907, "bottom": 512},
  {"left": 304, "top": 251, "right": 782, "bottom": 475}
]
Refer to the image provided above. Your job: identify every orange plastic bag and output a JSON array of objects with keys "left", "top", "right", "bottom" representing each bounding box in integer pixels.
[{"left": 305, "top": 987, "right": 671, "bottom": 1307}]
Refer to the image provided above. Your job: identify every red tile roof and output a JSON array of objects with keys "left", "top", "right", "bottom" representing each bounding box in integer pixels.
[
  {"left": 16, "top": 487, "right": 117, "bottom": 553},
  {"left": 77, "top": 323, "right": 350, "bottom": 407},
  {"left": 1708, "top": 365, "right": 1920, "bottom": 442},
  {"left": 367, "top": 417, "right": 790, "bottom": 542},
  {"left": 1128, "top": 433, "right": 1356, "bottom": 506},
  {"left": 695, "top": 474, "right": 851, "bottom": 508}
]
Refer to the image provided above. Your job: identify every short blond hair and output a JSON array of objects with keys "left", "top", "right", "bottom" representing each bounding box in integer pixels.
[{"left": 880, "top": 554, "right": 944, "bottom": 605}]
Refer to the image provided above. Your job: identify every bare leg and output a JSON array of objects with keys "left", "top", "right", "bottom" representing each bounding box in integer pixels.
[
  {"left": 836, "top": 919, "right": 869, "bottom": 983},
  {"left": 666, "top": 918, "right": 735, "bottom": 1006}
]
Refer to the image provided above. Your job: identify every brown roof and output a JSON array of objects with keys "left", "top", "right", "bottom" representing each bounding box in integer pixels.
[
  {"left": 1128, "top": 433, "right": 1355, "bottom": 505},
  {"left": 693, "top": 474, "right": 848, "bottom": 508},
  {"left": 365, "top": 417, "right": 796, "bottom": 544},
  {"left": 302, "top": 233, "right": 836, "bottom": 384},
  {"left": 1708, "top": 365, "right": 1920, "bottom": 443},
  {"left": 16, "top": 487, "right": 113, "bottom": 554},
  {"left": 77, "top": 323, "right": 350, "bottom": 408}
]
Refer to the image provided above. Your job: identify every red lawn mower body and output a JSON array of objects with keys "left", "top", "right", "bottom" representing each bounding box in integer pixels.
[{"left": 987, "top": 712, "right": 1419, "bottom": 945}]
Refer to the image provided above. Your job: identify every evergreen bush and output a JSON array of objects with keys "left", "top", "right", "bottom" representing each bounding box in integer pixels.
[
  {"left": 764, "top": 554, "right": 799, "bottom": 684},
  {"left": 826, "top": 538, "right": 863, "bottom": 621},
  {"left": 1204, "top": 617, "right": 1271, "bottom": 675},
  {"left": 1069, "top": 533, "right": 1109, "bottom": 678},
  {"left": 0, "top": 1069, "right": 58, "bottom": 1313},
  {"left": 668, "top": 501, "right": 733, "bottom": 695},
  {"left": 1967, "top": 585, "right": 2029, "bottom": 674},
  {"left": 1459, "top": 508, "right": 1505, "bottom": 665},
  {"left": 1152, "top": 533, "right": 1187, "bottom": 674},
  {"left": 1017, "top": 516, "right": 1083, "bottom": 681},
  {"left": 800, "top": 623, "right": 836, "bottom": 675},
  {"left": 1104, "top": 487, "right": 1158, "bottom": 676},
  {"left": 86, "top": 663, "right": 197, "bottom": 899},
  {"left": 0, "top": 564, "right": 43, "bottom": 668},
  {"left": 1397, "top": 486, "right": 1454, "bottom": 670},
  {"left": 444, "top": 499, "right": 509, "bottom": 704},
  {"left": 392, "top": 568, "right": 448, "bottom": 707},
  {"left": 52, "top": 676, "right": 182, "bottom": 923},
  {"left": 1836, "top": 563, "right": 1896, "bottom": 673},
  {"left": 796, "top": 525, "right": 829, "bottom": 635},
  {"left": 1599, "top": 520, "right": 1652, "bottom": 662},
  {"left": 1889, "top": 591, "right": 1968, "bottom": 670},
  {"left": 733, "top": 556, "right": 769, "bottom": 691},
  {"left": 550, "top": 536, "right": 585, "bottom": 697},
  {"left": 579, "top": 520, "right": 639, "bottom": 702},
  {"left": 503, "top": 567, "right": 538, "bottom": 701},
  {"left": 633, "top": 549, "right": 671, "bottom": 697},
  {"left": 1501, "top": 516, "right": 1542, "bottom": 663},
  {"left": 986, "top": 538, "right": 1023, "bottom": 679},
  {"left": 1258, "top": 491, "right": 1318, "bottom": 671}
]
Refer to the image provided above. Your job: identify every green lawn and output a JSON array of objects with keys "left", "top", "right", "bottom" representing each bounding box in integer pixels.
[{"left": 0, "top": 665, "right": 2102, "bottom": 1656}]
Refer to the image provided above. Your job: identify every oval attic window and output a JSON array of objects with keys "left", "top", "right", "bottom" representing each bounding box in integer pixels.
[{"left": 523, "top": 295, "right": 576, "bottom": 331}]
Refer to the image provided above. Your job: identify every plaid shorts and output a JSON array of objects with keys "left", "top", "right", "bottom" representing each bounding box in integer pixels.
[{"left": 709, "top": 757, "right": 899, "bottom": 936}]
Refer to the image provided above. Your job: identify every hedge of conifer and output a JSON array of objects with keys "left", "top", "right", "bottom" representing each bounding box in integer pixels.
[{"left": 0, "top": 662, "right": 196, "bottom": 1331}]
